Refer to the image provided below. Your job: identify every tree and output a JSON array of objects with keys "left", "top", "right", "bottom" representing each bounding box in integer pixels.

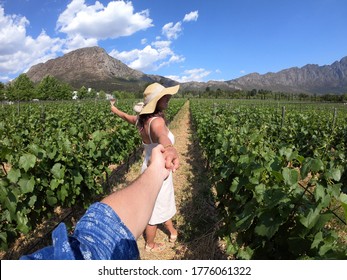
[
  {"left": 78, "top": 86, "right": 88, "bottom": 99},
  {"left": 86, "top": 88, "right": 97, "bottom": 99},
  {"left": 98, "top": 90, "right": 106, "bottom": 99},
  {"left": 36, "top": 75, "right": 72, "bottom": 100},
  {"left": 0, "top": 82, "right": 5, "bottom": 101},
  {"left": 11, "top": 74, "right": 35, "bottom": 101}
]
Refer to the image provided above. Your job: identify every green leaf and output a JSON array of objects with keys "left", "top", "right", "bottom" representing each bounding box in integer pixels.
[
  {"left": 310, "top": 159, "right": 324, "bottom": 172},
  {"left": 18, "top": 177, "right": 35, "bottom": 194},
  {"left": 300, "top": 208, "right": 320, "bottom": 229},
  {"left": 87, "top": 140, "right": 96, "bottom": 153},
  {"left": 16, "top": 211, "right": 29, "bottom": 233},
  {"left": 28, "top": 195, "right": 37, "bottom": 207},
  {"left": 57, "top": 184, "right": 68, "bottom": 202},
  {"left": 339, "top": 193, "right": 347, "bottom": 223},
  {"left": 327, "top": 168, "right": 341, "bottom": 181},
  {"left": 47, "top": 147, "right": 57, "bottom": 160},
  {"left": 19, "top": 154, "right": 37, "bottom": 172},
  {"left": 51, "top": 163, "right": 65, "bottom": 179},
  {"left": 254, "top": 184, "right": 266, "bottom": 203},
  {"left": 314, "top": 183, "right": 325, "bottom": 203},
  {"left": 46, "top": 195, "right": 57, "bottom": 207},
  {"left": 301, "top": 158, "right": 324, "bottom": 177},
  {"left": 311, "top": 231, "right": 323, "bottom": 249},
  {"left": 50, "top": 179, "right": 61, "bottom": 190},
  {"left": 282, "top": 167, "right": 299, "bottom": 186},
  {"left": 7, "top": 168, "right": 21, "bottom": 183},
  {"left": 91, "top": 130, "right": 103, "bottom": 142},
  {"left": 3, "top": 209, "right": 12, "bottom": 222},
  {"left": 28, "top": 144, "right": 46, "bottom": 159},
  {"left": 254, "top": 211, "right": 283, "bottom": 239},
  {"left": 72, "top": 170, "right": 83, "bottom": 185},
  {"left": 0, "top": 232, "right": 7, "bottom": 245},
  {"left": 0, "top": 180, "right": 8, "bottom": 202},
  {"left": 234, "top": 201, "right": 256, "bottom": 231},
  {"left": 237, "top": 246, "right": 253, "bottom": 260}
]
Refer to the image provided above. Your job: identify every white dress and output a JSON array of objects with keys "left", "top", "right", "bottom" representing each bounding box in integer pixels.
[{"left": 141, "top": 117, "right": 176, "bottom": 225}]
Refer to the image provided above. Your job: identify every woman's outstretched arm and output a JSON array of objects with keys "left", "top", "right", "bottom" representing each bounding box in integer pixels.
[{"left": 110, "top": 99, "right": 137, "bottom": 124}]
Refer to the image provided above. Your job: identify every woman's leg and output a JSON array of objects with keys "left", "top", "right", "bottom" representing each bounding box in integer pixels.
[
  {"left": 145, "top": 224, "right": 158, "bottom": 247},
  {"left": 164, "top": 219, "right": 177, "bottom": 241},
  {"left": 145, "top": 224, "right": 165, "bottom": 251}
]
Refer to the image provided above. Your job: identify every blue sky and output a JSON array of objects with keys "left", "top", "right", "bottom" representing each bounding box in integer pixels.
[{"left": 1, "top": 0, "right": 347, "bottom": 84}]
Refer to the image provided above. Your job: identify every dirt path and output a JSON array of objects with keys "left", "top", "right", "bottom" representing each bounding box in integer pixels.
[{"left": 110, "top": 100, "right": 227, "bottom": 260}]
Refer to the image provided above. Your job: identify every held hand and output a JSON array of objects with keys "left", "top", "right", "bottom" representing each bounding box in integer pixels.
[
  {"left": 148, "top": 145, "right": 170, "bottom": 180},
  {"left": 163, "top": 146, "right": 179, "bottom": 172}
]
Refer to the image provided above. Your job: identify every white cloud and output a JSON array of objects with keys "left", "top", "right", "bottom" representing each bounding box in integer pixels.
[
  {"left": 0, "top": 7, "right": 29, "bottom": 55},
  {"left": 0, "top": 75, "right": 10, "bottom": 82},
  {"left": 240, "top": 70, "right": 246, "bottom": 74},
  {"left": 109, "top": 8, "right": 199, "bottom": 75},
  {"left": 0, "top": 7, "right": 63, "bottom": 78},
  {"left": 56, "top": 0, "right": 153, "bottom": 40},
  {"left": 167, "top": 68, "right": 211, "bottom": 83},
  {"left": 162, "top": 22, "right": 182, "bottom": 40},
  {"left": 183, "top": 11, "right": 198, "bottom": 22},
  {"left": 0, "top": 1, "right": 155, "bottom": 81},
  {"left": 152, "top": 40, "right": 171, "bottom": 49},
  {"left": 0, "top": 1, "right": 199, "bottom": 82},
  {"left": 110, "top": 40, "right": 184, "bottom": 72},
  {"left": 63, "top": 34, "right": 98, "bottom": 53}
]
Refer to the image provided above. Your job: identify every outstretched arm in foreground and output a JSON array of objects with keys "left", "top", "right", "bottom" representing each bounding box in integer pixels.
[{"left": 101, "top": 145, "right": 169, "bottom": 239}]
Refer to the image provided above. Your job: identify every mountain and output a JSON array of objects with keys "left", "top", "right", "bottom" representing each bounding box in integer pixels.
[
  {"left": 26, "top": 46, "right": 177, "bottom": 92},
  {"left": 181, "top": 57, "right": 347, "bottom": 94},
  {"left": 25, "top": 46, "right": 347, "bottom": 94},
  {"left": 230, "top": 57, "right": 347, "bottom": 94}
]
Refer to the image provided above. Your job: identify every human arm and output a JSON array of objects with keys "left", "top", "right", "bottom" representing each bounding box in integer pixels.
[
  {"left": 101, "top": 145, "right": 170, "bottom": 239},
  {"left": 110, "top": 99, "right": 137, "bottom": 125},
  {"left": 149, "top": 117, "right": 179, "bottom": 172}
]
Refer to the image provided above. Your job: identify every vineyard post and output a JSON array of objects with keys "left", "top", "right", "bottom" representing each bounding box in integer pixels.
[
  {"left": 40, "top": 105, "right": 46, "bottom": 132},
  {"left": 281, "top": 106, "right": 286, "bottom": 128},
  {"left": 332, "top": 107, "right": 337, "bottom": 129},
  {"left": 17, "top": 100, "right": 20, "bottom": 116}
]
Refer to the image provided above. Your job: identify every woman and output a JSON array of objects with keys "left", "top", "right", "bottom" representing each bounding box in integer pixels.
[{"left": 110, "top": 82, "right": 179, "bottom": 252}]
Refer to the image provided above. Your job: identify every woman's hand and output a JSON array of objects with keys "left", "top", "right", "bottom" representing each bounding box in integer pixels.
[
  {"left": 163, "top": 146, "right": 179, "bottom": 172},
  {"left": 148, "top": 145, "right": 170, "bottom": 180},
  {"left": 110, "top": 98, "right": 116, "bottom": 107}
]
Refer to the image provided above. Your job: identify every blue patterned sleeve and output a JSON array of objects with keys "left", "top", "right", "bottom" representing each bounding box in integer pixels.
[{"left": 20, "top": 202, "right": 139, "bottom": 260}]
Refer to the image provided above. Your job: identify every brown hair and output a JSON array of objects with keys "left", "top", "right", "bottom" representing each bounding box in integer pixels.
[{"left": 136, "top": 108, "right": 166, "bottom": 131}]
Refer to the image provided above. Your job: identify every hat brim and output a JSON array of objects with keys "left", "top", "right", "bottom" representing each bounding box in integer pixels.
[{"left": 139, "top": 84, "right": 179, "bottom": 115}]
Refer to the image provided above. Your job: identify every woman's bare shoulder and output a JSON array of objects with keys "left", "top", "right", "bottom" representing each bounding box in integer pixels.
[{"left": 148, "top": 116, "right": 166, "bottom": 128}]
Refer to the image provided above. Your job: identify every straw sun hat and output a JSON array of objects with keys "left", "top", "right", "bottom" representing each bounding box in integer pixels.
[{"left": 133, "top": 83, "right": 180, "bottom": 115}]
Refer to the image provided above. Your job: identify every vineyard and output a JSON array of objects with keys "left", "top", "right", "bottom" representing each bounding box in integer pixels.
[
  {"left": 0, "top": 99, "right": 185, "bottom": 252},
  {"left": 190, "top": 99, "right": 347, "bottom": 259},
  {"left": 1, "top": 98, "right": 347, "bottom": 259}
]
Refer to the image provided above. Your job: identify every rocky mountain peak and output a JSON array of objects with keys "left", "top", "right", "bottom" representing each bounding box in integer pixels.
[{"left": 26, "top": 46, "right": 156, "bottom": 91}]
